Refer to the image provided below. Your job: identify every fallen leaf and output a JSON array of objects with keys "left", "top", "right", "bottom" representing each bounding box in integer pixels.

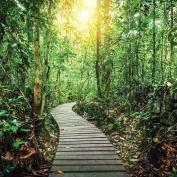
[
  {"left": 3, "top": 151, "right": 13, "bottom": 161},
  {"left": 57, "top": 170, "right": 64, "bottom": 174},
  {"left": 20, "top": 148, "right": 36, "bottom": 160}
]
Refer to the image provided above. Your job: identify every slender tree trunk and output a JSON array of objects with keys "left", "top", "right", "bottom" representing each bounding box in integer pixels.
[
  {"left": 160, "top": 33, "right": 164, "bottom": 82},
  {"left": 163, "top": 1, "right": 168, "bottom": 81},
  {"left": 136, "top": 4, "right": 142, "bottom": 81},
  {"left": 0, "top": 1, "right": 7, "bottom": 45},
  {"left": 161, "top": 1, "right": 166, "bottom": 82},
  {"left": 142, "top": 51, "right": 145, "bottom": 82},
  {"left": 127, "top": 4, "right": 132, "bottom": 86},
  {"left": 40, "top": 1, "right": 52, "bottom": 115},
  {"left": 96, "top": 0, "right": 101, "bottom": 97},
  {"left": 0, "top": 15, "right": 6, "bottom": 45},
  {"left": 77, "top": 48, "right": 86, "bottom": 101},
  {"left": 152, "top": 0, "right": 156, "bottom": 84},
  {"left": 129, "top": 43, "right": 132, "bottom": 84},
  {"left": 104, "top": 0, "right": 110, "bottom": 45},
  {"left": 56, "top": 66, "right": 61, "bottom": 104},
  {"left": 169, "top": 0, "right": 174, "bottom": 79},
  {"left": 103, "top": 0, "right": 112, "bottom": 96},
  {"left": 33, "top": 1, "right": 42, "bottom": 114}
]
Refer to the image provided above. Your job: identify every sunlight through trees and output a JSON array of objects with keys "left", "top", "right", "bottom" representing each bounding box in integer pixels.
[{"left": 0, "top": 0, "right": 177, "bottom": 176}]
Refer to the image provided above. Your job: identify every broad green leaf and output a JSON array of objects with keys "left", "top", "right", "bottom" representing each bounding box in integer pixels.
[
  {"left": 0, "top": 110, "right": 7, "bottom": 117},
  {"left": 0, "top": 113, "right": 17, "bottom": 119},
  {"left": 0, "top": 131, "right": 4, "bottom": 137},
  {"left": 12, "top": 141, "right": 25, "bottom": 149},
  {"left": 4, "top": 164, "right": 15, "bottom": 173},
  {"left": 10, "top": 125, "right": 19, "bottom": 133},
  {"left": 3, "top": 123, "right": 19, "bottom": 133}
]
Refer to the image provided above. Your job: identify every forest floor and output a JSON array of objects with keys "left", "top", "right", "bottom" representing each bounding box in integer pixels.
[
  {"left": 74, "top": 99, "right": 177, "bottom": 177},
  {"left": 92, "top": 114, "right": 142, "bottom": 172},
  {"left": 74, "top": 101, "right": 143, "bottom": 173},
  {"left": 17, "top": 114, "right": 59, "bottom": 177},
  {"left": 0, "top": 86, "right": 59, "bottom": 177}
]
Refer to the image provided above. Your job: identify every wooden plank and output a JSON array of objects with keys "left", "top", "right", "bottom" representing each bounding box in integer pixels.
[
  {"left": 60, "top": 126, "right": 91, "bottom": 127},
  {"left": 60, "top": 132, "right": 104, "bottom": 136},
  {"left": 58, "top": 122, "right": 88, "bottom": 124},
  {"left": 57, "top": 119, "right": 84, "bottom": 120},
  {"left": 57, "top": 122, "right": 88, "bottom": 124},
  {"left": 60, "top": 129, "right": 99, "bottom": 131},
  {"left": 58, "top": 119, "right": 86, "bottom": 120},
  {"left": 49, "top": 172, "right": 129, "bottom": 177},
  {"left": 60, "top": 125, "right": 90, "bottom": 127},
  {"left": 60, "top": 129, "right": 101, "bottom": 135},
  {"left": 60, "top": 128, "right": 99, "bottom": 130},
  {"left": 60, "top": 136, "right": 106, "bottom": 139},
  {"left": 57, "top": 147, "right": 115, "bottom": 152},
  {"left": 59, "top": 141, "right": 110, "bottom": 145},
  {"left": 56, "top": 117, "right": 77, "bottom": 118},
  {"left": 59, "top": 125, "right": 96, "bottom": 127},
  {"left": 55, "top": 151, "right": 116, "bottom": 155},
  {"left": 60, "top": 131, "right": 103, "bottom": 134},
  {"left": 53, "top": 159, "right": 122, "bottom": 165},
  {"left": 60, "top": 127, "right": 101, "bottom": 130},
  {"left": 51, "top": 165, "right": 126, "bottom": 172},
  {"left": 58, "top": 144, "right": 113, "bottom": 148},
  {"left": 60, "top": 132, "right": 102, "bottom": 135},
  {"left": 57, "top": 120, "right": 87, "bottom": 122},
  {"left": 61, "top": 135, "right": 106, "bottom": 138},
  {"left": 60, "top": 127, "right": 97, "bottom": 129},
  {"left": 59, "top": 126, "right": 98, "bottom": 128},
  {"left": 59, "top": 124, "right": 96, "bottom": 126},
  {"left": 61, "top": 132, "right": 104, "bottom": 135},
  {"left": 54, "top": 155, "right": 119, "bottom": 160},
  {"left": 60, "top": 138, "right": 108, "bottom": 141},
  {"left": 59, "top": 124, "right": 88, "bottom": 126},
  {"left": 60, "top": 129, "right": 99, "bottom": 132},
  {"left": 60, "top": 134, "right": 104, "bottom": 137}
]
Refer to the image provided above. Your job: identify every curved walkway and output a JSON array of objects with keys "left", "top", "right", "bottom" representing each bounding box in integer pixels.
[{"left": 49, "top": 103, "right": 128, "bottom": 177}]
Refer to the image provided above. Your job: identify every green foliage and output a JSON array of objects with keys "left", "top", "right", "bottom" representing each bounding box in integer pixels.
[
  {"left": 76, "top": 98, "right": 124, "bottom": 133},
  {"left": 0, "top": 0, "right": 177, "bottom": 176},
  {"left": 0, "top": 85, "right": 34, "bottom": 176},
  {"left": 12, "top": 141, "right": 25, "bottom": 149},
  {"left": 4, "top": 165, "right": 15, "bottom": 174},
  {"left": 169, "top": 168, "right": 177, "bottom": 177},
  {"left": 0, "top": 110, "right": 29, "bottom": 175}
]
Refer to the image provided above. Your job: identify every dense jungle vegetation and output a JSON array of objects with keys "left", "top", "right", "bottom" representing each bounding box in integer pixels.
[{"left": 0, "top": 0, "right": 177, "bottom": 176}]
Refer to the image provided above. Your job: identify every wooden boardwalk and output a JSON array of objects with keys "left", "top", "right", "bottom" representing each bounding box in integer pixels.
[{"left": 49, "top": 103, "right": 128, "bottom": 177}]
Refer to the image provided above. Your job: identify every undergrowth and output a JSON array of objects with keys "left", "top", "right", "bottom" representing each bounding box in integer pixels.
[
  {"left": 0, "top": 85, "right": 59, "bottom": 177},
  {"left": 75, "top": 82, "right": 177, "bottom": 177}
]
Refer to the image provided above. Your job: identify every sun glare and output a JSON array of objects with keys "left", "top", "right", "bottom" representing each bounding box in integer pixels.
[
  {"left": 74, "top": 0, "right": 97, "bottom": 34},
  {"left": 83, "top": 0, "right": 97, "bottom": 9},
  {"left": 56, "top": 0, "right": 97, "bottom": 37},
  {"left": 78, "top": 11, "right": 90, "bottom": 21}
]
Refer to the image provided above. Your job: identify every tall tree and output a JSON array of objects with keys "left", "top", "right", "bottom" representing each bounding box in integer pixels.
[
  {"left": 33, "top": 1, "right": 42, "bottom": 114},
  {"left": 96, "top": 0, "right": 101, "bottom": 97},
  {"left": 102, "top": 0, "right": 112, "bottom": 96},
  {"left": 152, "top": 0, "right": 156, "bottom": 84},
  {"left": 40, "top": 1, "right": 52, "bottom": 115},
  {"left": 169, "top": 0, "right": 174, "bottom": 79}
]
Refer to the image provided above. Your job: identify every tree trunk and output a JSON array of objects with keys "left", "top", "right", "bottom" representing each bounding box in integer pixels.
[
  {"left": 95, "top": 0, "right": 101, "bottom": 97},
  {"left": 0, "top": 14, "right": 6, "bottom": 45},
  {"left": 33, "top": 1, "right": 42, "bottom": 114},
  {"left": 169, "top": 0, "right": 174, "bottom": 79},
  {"left": 40, "top": 1, "right": 52, "bottom": 115},
  {"left": 103, "top": 0, "right": 112, "bottom": 96},
  {"left": 152, "top": 0, "right": 156, "bottom": 84}
]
